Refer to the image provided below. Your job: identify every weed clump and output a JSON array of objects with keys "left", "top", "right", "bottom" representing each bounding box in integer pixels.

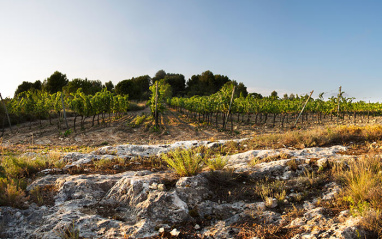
[
  {"left": 205, "top": 154, "right": 228, "bottom": 171},
  {"left": 333, "top": 153, "right": 382, "bottom": 236},
  {"left": 0, "top": 155, "right": 57, "bottom": 207},
  {"left": 162, "top": 148, "right": 203, "bottom": 177},
  {"left": 0, "top": 178, "right": 27, "bottom": 207}
]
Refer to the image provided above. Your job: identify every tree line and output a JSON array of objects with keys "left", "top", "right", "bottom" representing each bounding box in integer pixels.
[{"left": 14, "top": 70, "right": 249, "bottom": 100}]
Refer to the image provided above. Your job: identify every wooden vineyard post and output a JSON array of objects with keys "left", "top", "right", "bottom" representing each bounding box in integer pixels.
[
  {"left": 293, "top": 90, "right": 314, "bottom": 128},
  {"left": 155, "top": 81, "right": 159, "bottom": 128},
  {"left": 61, "top": 92, "right": 69, "bottom": 129},
  {"left": 0, "top": 93, "right": 12, "bottom": 133},
  {"left": 224, "top": 86, "right": 235, "bottom": 130},
  {"left": 337, "top": 86, "right": 342, "bottom": 124}
]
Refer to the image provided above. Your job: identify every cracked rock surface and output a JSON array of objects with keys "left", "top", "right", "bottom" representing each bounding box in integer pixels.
[{"left": 0, "top": 140, "right": 370, "bottom": 238}]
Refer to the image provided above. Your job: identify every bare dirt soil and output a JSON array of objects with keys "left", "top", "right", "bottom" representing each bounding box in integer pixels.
[
  {"left": 1, "top": 106, "right": 381, "bottom": 148},
  {"left": 0, "top": 107, "right": 241, "bottom": 147}
]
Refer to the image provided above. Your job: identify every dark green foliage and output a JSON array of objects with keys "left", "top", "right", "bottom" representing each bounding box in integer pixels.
[
  {"left": 152, "top": 69, "right": 167, "bottom": 82},
  {"left": 214, "top": 74, "right": 231, "bottom": 92},
  {"left": 271, "top": 90, "right": 278, "bottom": 99},
  {"left": 249, "top": 92, "right": 263, "bottom": 99},
  {"left": 104, "top": 81, "right": 114, "bottom": 92},
  {"left": 43, "top": 71, "right": 69, "bottom": 94},
  {"left": 115, "top": 79, "right": 133, "bottom": 95},
  {"left": 236, "top": 82, "right": 248, "bottom": 97},
  {"left": 152, "top": 70, "right": 186, "bottom": 97},
  {"left": 63, "top": 78, "right": 103, "bottom": 95},
  {"left": 115, "top": 75, "right": 151, "bottom": 100},
  {"left": 14, "top": 80, "right": 42, "bottom": 97},
  {"left": 164, "top": 73, "right": 185, "bottom": 97},
  {"left": 186, "top": 70, "right": 231, "bottom": 96}
]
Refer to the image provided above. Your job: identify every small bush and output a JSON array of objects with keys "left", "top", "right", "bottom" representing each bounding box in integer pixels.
[
  {"left": 93, "top": 158, "right": 114, "bottom": 170},
  {"left": 2, "top": 156, "right": 48, "bottom": 179},
  {"left": 335, "top": 154, "right": 382, "bottom": 208},
  {"left": 334, "top": 153, "right": 382, "bottom": 237},
  {"left": 162, "top": 148, "right": 203, "bottom": 177},
  {"left": 255, "top": 179, "right": 287, "bottom": 203},
  {"left": 0, "top": 178, "right": 27, "bottom": 207},
  {"left": 286, "top": 158, "right": 299, "bottom": 171},
  {"left": 359, "top": 209, "right": 382, "bottom": 237},
  {"left": 30, "top": 186, "right": 44, "bottom": 206},
  {"left": 59, "top": 129, "right": 72, "bottom": 137},
  {"left": 205, "top": 154, "right": 228, "bottom": 171}
]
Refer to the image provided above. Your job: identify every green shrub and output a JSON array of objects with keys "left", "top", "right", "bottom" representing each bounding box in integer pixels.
[
  {"left": 93, "top": 158, "right": 114, "bottom": 170},
  {"left": 0, "top": 178, "right": 27, "bottom": 207},
  {"left": 205, "top": 154, "right": 228, "bottom": 171},
  {"left": 162, "top": 148, "right": 203, "bottom": 177},
  {"left": 335, "top": 154, "right": 382, "bottom": 208},
  {"left": 334, "top": 153, "right": 382, "bottom": 237}
]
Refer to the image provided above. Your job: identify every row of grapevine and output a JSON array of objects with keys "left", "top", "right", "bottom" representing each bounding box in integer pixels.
[
  {"left": 6, "top": 88, "right": 129, "bottom": 131},
  {"left": 168, "top": 84, "right": 382, "bottom": 129}
]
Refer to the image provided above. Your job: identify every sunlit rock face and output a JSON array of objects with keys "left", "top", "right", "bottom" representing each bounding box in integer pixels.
[{"left": 0, "top": 140, "right": 368, "bottom": 239}]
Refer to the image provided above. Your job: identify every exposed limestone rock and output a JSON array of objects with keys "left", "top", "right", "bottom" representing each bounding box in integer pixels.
[
  {"left": 322, "top": 182, "right": 341, "bottom": 200},
  {"left": 317, "top": 157, "right": 329, "bottom": 168},
  {"left": 1, "top": 140, "right": 370, "bottom": 239},
  {"left": 175, "top": 173, "right": 211, "bottom": 207}
]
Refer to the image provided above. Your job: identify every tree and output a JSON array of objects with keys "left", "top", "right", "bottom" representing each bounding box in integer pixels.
[
  {"left": 104, "top": 81, "right": 114, "bottom": 92},
  {"left": 164, "top": 73, "right": 185, "bottom": 97},
  {"left": 115, "top": 75, "right": 151, "bottom": 100},
  {"left": 199, "top": 70, "right": 216, "bottom": 95},
  {"left": 249, "top": 92, "right": 263, "bottom": 99},
  {"left": 43, "top": 71, "right": 69, "bottom": 94},
  {"left": 64, "top": 78, "right": 103, "bottom": 95},
  {"left": 270, "top": 90, "right": 278, "bottom": 99},
  {"left": 14, "top": 80, "right": 42, "bottom": 96},
  {"left": 185, "top": 74, "right": 201, "bottom": 96},
  {"left": 186, "top": 71, "right": 231, "bottom": 96},
  {"left": 214, "top": 74, "right": 231, "bottom": 91},
  {"left": 33, "top": 80, "right": 42, "bottom": 91},
  {"left": 132, "top": 75, "right": 151, "bottom": 100},
  {"left": 235, "top": 82, "right": 248, "bottom": 97},
  {"left": 152, "top": 70, "right": 167, "bottom": 83},
  {"left": 115, "top": 80, "right": 134, "bottom": 96}
]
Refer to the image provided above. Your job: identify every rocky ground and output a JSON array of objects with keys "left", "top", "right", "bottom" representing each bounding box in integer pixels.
[{"left": 0, "top": 139, "right": 372, "bottom": 239}]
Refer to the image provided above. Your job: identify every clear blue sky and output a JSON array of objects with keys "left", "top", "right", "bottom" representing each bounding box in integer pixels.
[{"left": 1, "top": 0, "right": 382, "bottom": 101}]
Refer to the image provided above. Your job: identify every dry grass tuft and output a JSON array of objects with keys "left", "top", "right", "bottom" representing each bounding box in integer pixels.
[
  {"left": 93, "top": 158, "right": 115, "bottom": 170},
  {"left": 162, "top": 148, "right": 203, "bottom": 177},
  {"left": 236, "top": 222, "right": 305, "bottom": 239},
  {"left": 255, "top": 179, "right": 287, "bottom": 204},
  {"left": 333, "top": 152, "right": 382, "bottom": 236},
  {"left": 205, "top": 154, "right": 228, "bottom": 171},
  {"left": 244, "top": 125, "right": 382, "bottom": 150},
  {"left": 0, "top": 154, "right": 56, "bottom": 207},
  {"left": 0, "top": 178, "right": 27, "bottom": 207}
]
